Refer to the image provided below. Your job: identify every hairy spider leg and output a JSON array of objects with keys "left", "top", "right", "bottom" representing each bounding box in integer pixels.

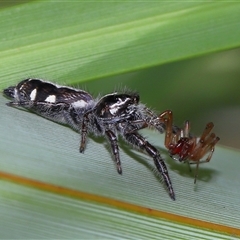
[
  {"left": 105, "top": 130, "right": 122, "bottom": 174},
  {"left": 124, "top": 131, "right": 175, "bottom": 200},
  {"left": 126, "top": 119, "right": 148, "bottom": 133},
  {"left": 123, "top": 107, "right": 166, "bottom": 134},
  {"left": 80, "top": 111, "right": 90, "bottom": 153},
  {"left": 80, "top": 111, "right": 123, "bottom": 175}
]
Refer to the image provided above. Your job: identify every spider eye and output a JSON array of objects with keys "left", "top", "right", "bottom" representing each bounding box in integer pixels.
[
  {"left": 133, "top": 95, "right": 139, "bottom": 103},
  {"left": 128, "top": 94, "right": 139, "bottom": 104}
]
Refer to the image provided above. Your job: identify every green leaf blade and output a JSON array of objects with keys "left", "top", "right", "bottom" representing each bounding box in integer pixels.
[
  {"left": 1, "top": 1, "right": 240, "bottom": 238},
  {"left": 1, "top": 2, "right": 240, "bottom": 87}
]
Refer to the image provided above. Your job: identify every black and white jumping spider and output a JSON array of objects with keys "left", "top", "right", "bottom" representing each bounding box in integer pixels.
[{"left": 4, "top": 78, "right": 175, "bottom": 200}]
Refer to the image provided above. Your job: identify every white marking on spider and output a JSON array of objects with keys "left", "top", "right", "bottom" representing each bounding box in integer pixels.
[
  {"left": 45, "top": 95, "right": 56, "bottom": 103},
  {"left": 110, "top": 107, "right": 119, "bottom": 115},
  {"left": 14, "top": 88, "right": 18, "bottom": 98},
  {"left": 109, "top": 98, "right": 123, "bottom": 115},
  {"left": 72, "top": 100, "right": 87, "bottom": 108},
  {"left": 30, "top": 89, "right": 37, "bottom": 100}
]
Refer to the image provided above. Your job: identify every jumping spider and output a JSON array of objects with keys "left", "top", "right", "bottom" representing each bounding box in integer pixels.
[
  {"left": 4, "top": 78, "right": 175, "bottom": 200},
  {"left": 159, "top": 110, "right": 220, "bottom": 183}
]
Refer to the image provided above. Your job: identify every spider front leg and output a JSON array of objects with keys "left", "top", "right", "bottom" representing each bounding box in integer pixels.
[
  {"left": 144, "top": 108, "right": 165, "bottom": 133},
  {"left": 105, "top": 130, "right": 122, "bottom": 174},
  {"left": 124, "top": 131, "right": 175, "bottom": 200}
]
